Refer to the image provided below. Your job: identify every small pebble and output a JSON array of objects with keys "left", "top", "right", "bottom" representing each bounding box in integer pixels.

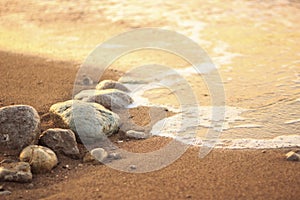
[
  {"left": 0, "top": 190, "right": 11, "bottom": 195},
  {"left": 78, "top": 164, "right": 83, "bottom": 167},
  {"left": 286, "top": 151, "right": 300, "bottom": 161},
  {"left": 108, "top": 152, "right": 121, "bottom": 160},
  {"left": 26, "top": 183, "right": 34, "bottom": 189},
  {"left": 130, "top": 165, "right": 137, "bottom": 170},
  {"left": 62, "top": 165, "right": 70, "bottom": 170}
]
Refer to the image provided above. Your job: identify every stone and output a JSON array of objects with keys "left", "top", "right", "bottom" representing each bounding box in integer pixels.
[
  {"left": 96, "top": 80, "right": 130, "bottom": 92},
  {"left": 286, "top": 151, "right": 300, "bottom": 161},
  {"left": 19, "top": 145, "right": 58, "bottom": 173},
  {"left": 108, "top": 152, "right": 121, "bottom": 160},
  {"left": 83, "top": 148, "right": 108, "bottom": 163},
  {"left": 0, "top": 190, "right": 11, "bottom": 195},
  {"left": 39, "top": 128, "right": 80, "bottom": 159},
  {"left": 74, "top": 89, "right": 133, "bottom": 110},
  {"left": 49, "top": 100, "right": 120, "bottom": 144},
  {"left": 82, "top": 75, "right": 94, "bottom": 86},
  {"left": 0, "top": 162, "right": 32, "bottom": 183},
  {"left": 0, "top": 105, "right": 40, "bottom": 150},
  {"left": 125, "top": 130, "right": 149, "bottom": 139},
  {"left": 129, "top": 165, "right": 137, "bottom": 170}
]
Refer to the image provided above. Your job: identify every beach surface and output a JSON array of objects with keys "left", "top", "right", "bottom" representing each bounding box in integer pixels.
[{"left": 0, "top": 0, "right": 300, "bottom": 199}]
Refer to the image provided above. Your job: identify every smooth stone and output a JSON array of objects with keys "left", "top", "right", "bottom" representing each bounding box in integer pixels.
[
  {"left": 39, "top": 128, "right": 80, "bottom": 159},
  {"left": 49, "top": 100, "right": 120, "bottom": 144},
  {"left": 96, "top": 80, "right": 130, "bottom": 92},
  {"left": 286, "top": 151, "right": 300, "bottom": 161},
  {"left": 74, "top": 89, "right": 133, "bottom": 110},
  {"left": 0, "top": 162, "right": 32, "bottom": 183},
  {"left": 82, "top": 75, "right": 93, "bottom": 85},
  {"left": 125, "top": 130, "right": 149, "bottom": 139},
  {"left": 108, "top": 152, "right": 121, "bottom": 160},
  {"left": 19, "top": 145, "right": 58, "bottom": 173},
  {"left": 0, "top": 105, "right": 40, "bottom": 150},
  {"left": 130, "top": 165, "right": 137, "bottom": 170},
  {"left": 83, "top": 148, "right": 108, "bottom": 163},
  {"left": 0, "top": 190, "right": 11, "bottom": 195}
]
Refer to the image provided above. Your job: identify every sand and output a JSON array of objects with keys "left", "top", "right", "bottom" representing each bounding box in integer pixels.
[
  {"left": 0, "top": 51, "right": 299, "bottom": 200},
  {"left": 1, "top": 0, "right": 300, "bottom": 199}
]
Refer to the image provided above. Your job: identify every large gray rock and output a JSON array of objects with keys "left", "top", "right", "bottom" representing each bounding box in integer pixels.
[
  {"left": 0, "top": 162, "right": 32, "bottom": 183},
  {"left": 49, "top": 100, "right": 120, "bottom": 143},
  {"left": 74, "top": 89, "right": 133, "bottom": 110},
  {"left": 19, "top": 145, "right": 58, "bottom": 174},
  {"left": 0, "top": 105, "right": 40, "bottom": 150},
  {"left": 39, "top": 128, "right": 80, "bottom": 159},
  {"left": 96, "top": 80, "right": 130, "bottom": 92}
]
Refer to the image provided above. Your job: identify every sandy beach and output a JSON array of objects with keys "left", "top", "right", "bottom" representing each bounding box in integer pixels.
[{"left": 1, "top": 0, "right": 300, "bottom": 199}]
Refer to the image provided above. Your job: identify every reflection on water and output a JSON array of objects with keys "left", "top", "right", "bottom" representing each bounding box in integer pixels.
[{"left": 1, "top": 0, "right": 300, "bottom": 148}]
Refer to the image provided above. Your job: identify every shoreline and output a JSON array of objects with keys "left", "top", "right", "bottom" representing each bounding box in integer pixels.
[{"left": 1, "top": 50, "right": 300, "bottom": 200}]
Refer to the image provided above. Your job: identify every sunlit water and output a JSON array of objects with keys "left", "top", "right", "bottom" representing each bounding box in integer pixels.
[{"left": 2, "top": 0, "right": 300, "bottom": 148}]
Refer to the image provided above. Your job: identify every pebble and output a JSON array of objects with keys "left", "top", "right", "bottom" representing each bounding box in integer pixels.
[
  {"left": 130, "top": 165, "right": 137, "bottom": 170},
  {"left": 0, "top": 185, "right": 11, "bottom": 195},
  {"left": 126, "top": 130, "right": 149, "bottom": 140},
  {"left": 286, "top": 151, "right": 300, "bottom": 161},
  {"left": 39, "top": 128, "right": 80, "bottom": 159},
  {"left": 19, "top": 145, "right": 58, "bottom": 174},
  {"left": 62, "top": 165, "right": 70, "bottom": 170},
  {"left": 0, "top": 190, "right": 11, "bottom": 195},
  {"left": 83, "top": 148, "right": 108, "bottom": 163},
  {"left": 26, "top": 183, "right": 34, "bottom": 189},
  {"left": 96, "top": 80, "right": 130, "bottom": 92},
  {"left": 108, "top": 152, "right": 121, "bottom": 160},
  {"left": 0, "top": 162, "right": 32, "bottom": 183}
]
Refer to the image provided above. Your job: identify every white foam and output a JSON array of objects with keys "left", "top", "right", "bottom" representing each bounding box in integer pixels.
[
  {"left": 284, "top": 119, "right": 300, "bottom": 124},
  {"left": 233, "top": 124, "right": 263, "bottom": 128},
  {"left": 223, "top": 135, "right": 300, "bottom": 149}
]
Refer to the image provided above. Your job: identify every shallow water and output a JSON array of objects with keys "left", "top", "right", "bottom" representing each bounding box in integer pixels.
[{"left": 1, "top": 0, "right": 299, "bottom": 148}]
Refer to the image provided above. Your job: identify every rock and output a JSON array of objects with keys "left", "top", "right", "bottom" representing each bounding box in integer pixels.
[
  {"left": 286, "top": 151, "right": 300, "bottom": 161},
  {"left": 49, "top": 100, "right": 120, "bottom": 144},
  {"left": 26, "top": 183, "right": 34, "bottom": 189},
  {"left": 125, "top": 130, "right": 149, "bottom": 139},
  {"left": 62, "top": 165, "right": 70, "bottom": 170},
  {"left": 0, "top": 185, "right": 12, "bottom": 195},
  {"left": 82, "top": 75, "right": 93, "bottom": 85},
  {"left": 39, "top": 128, "right": 80, "bottom": 159},
  {"left": 74, "top": 89, "right": 133, "bottom": 110},
  {"left": 129, "top": 165, "right": 137, "bottom": 170},
  {"left": 0, "top": 162, "right": 32, "bottom": 183},
  {"left": 0, "top": 190, "right": 11, "bottom": 195},
  {"left": 108, "top": 152, "right": 121, "bottom": 160},
  {"left": 0, "top": 105, "right": 40, "bottom": 150},
  {"left": 19, "top": 145, "right": 58, "bottom": 173},
  {"left": 96, "top": 80, "right": 130, "bottom": 92},
  {"left": 83, "top": 148, "right": 108, "bottom": 163}
]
